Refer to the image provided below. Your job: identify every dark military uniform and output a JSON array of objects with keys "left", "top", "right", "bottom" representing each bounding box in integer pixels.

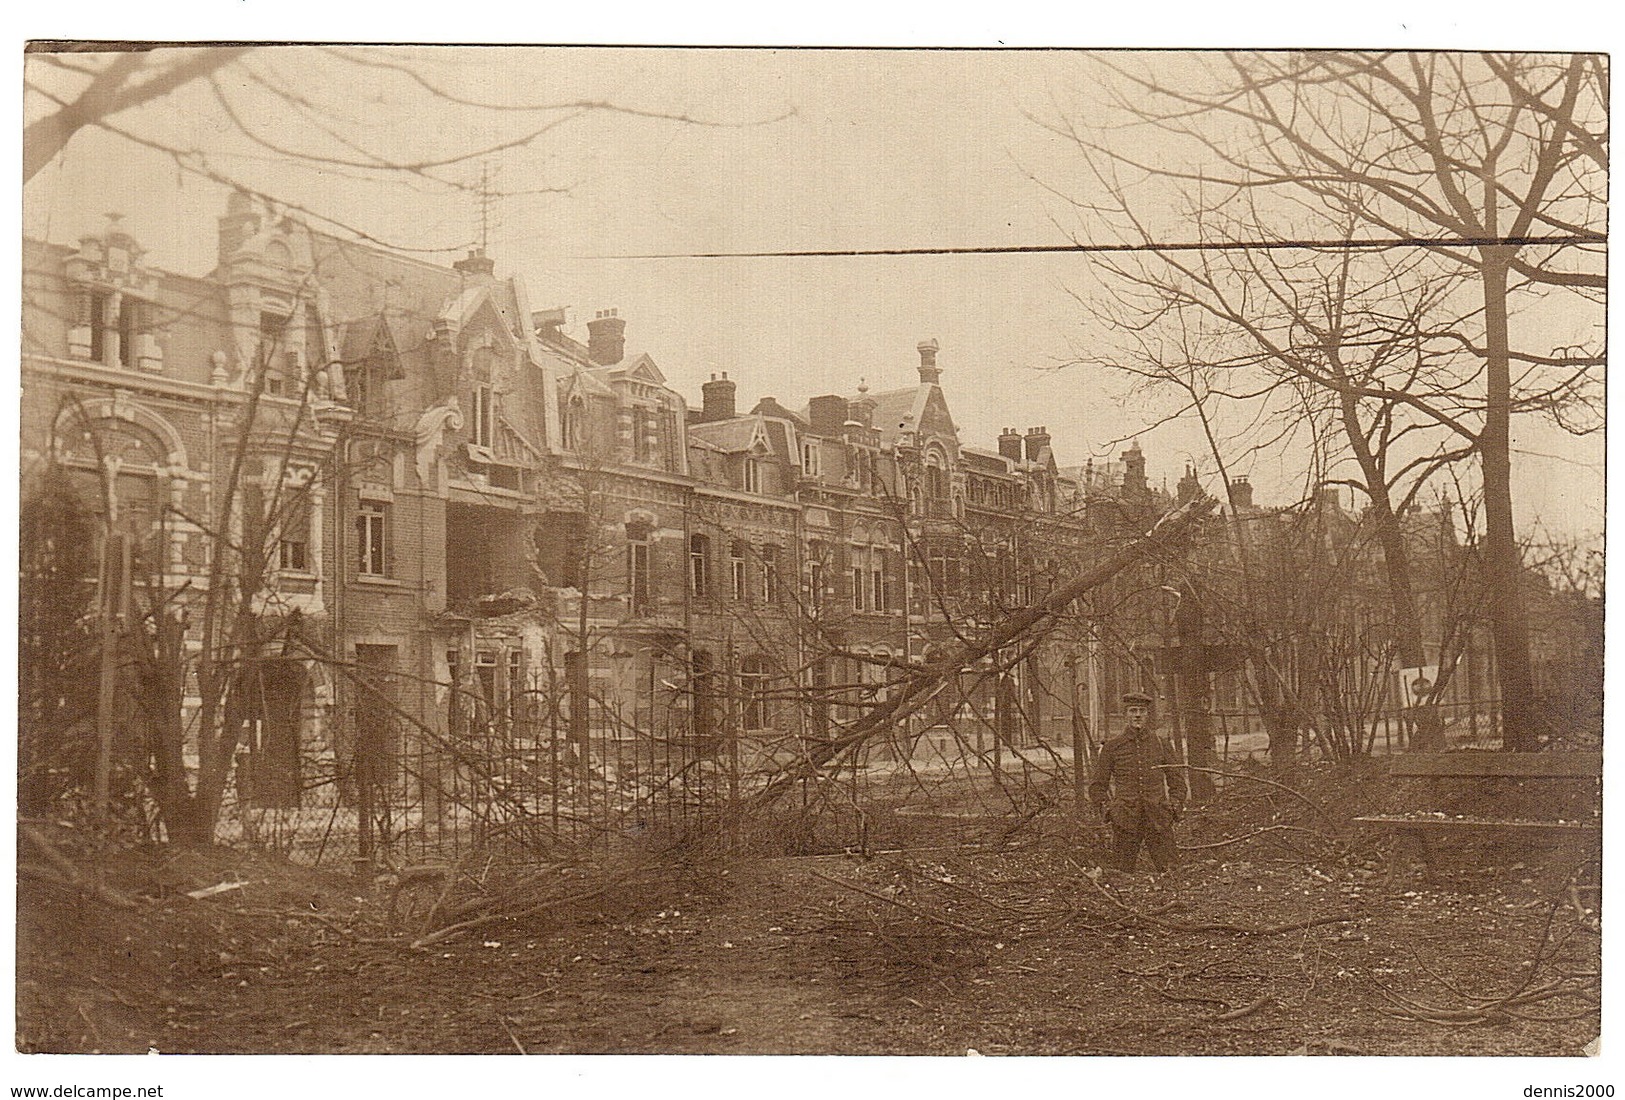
[{"left": 1089, "top": 723, "right": 1187, "bottom": 871}]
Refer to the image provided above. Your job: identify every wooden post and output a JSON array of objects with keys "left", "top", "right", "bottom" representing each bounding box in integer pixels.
[
  {"left": 1172, "top": 588, "right": 1217, "bottom": 801},
  {"left": 94, "top": 533, "right": 130, "bottom": 820},
  {"left": 1070, "top": 657, "right": 1088, "bottom": 824}
]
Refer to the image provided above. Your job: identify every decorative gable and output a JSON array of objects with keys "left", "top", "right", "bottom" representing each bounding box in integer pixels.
[{"left": 621, "top": 353, "right": 666, "bottom": 386}]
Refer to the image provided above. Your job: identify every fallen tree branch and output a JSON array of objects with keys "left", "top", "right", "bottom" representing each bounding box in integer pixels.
[
  {"left": 20, "top": 824, "right": 137, "bottom": 910},
  {"left": 808, "top": 869, "right": 998, "bottom": 938},
  {"left": 1178, "top": 913, "right": 1357, "bottom": 936},
  {"left": 1155, "top": 988, "right": 1231, "bottom": 1010},
  {"left": 1066, "top": 858, "right": 1355, "bottom": 936},
  {"left": 410, "top": 863, "right": 661, "bottom": 949},
  {"left": 1372, "top": 977, "right": 1596, "bottom": 1026},
  {"left": 1208, "top": 994, "right": 1273, "bottom": 1023},
  {"left": 1177, "top": 824, "right": 1337, "bottom": 851},
  {"left": 754, "top": 497, "right": 1216, "bottom": 802},
  {"left": 496, "top": 1012, "right": 527, "bottom": 1054},
  {"left": 1166, "top": 766, "right": 1344, "bottom": 828}
]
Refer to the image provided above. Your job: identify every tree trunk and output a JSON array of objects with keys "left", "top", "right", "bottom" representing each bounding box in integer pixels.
[
  {"left": 566, "top": 648, "right": 592, "bottom": 774},
  {"left": 1479, "top": 252, "right": 1538, "bottom": 751},
  {"left": 142, "top": 612, "right": 205, "bottom": 844},
  {"left": 1337, "top": 390, "right": 1443, "bottom": 751}
]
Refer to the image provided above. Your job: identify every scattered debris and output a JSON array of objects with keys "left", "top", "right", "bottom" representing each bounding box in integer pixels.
[{"left": 187, "top": 881, "right": 250, "bottom": 900}]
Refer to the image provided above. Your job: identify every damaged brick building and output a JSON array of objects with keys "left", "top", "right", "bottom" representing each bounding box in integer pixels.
[{"left": 21, "top": 195, "right": 1152, "bottom": 854}]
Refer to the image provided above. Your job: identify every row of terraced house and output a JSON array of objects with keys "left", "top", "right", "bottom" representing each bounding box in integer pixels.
[
  {"left": 25, "top": 195, "right": 1594, "bottom": 857},
  {"left": 22, "top": 195, "right": 1180, "bottom": 850}
]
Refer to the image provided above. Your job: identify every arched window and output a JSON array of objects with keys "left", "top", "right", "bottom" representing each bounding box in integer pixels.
[
  {"left": 870, "top": 648, "right": 893, "bottom": 705},
  {"left": 53, "top": 412, "right": 172, "bottom": 585}
]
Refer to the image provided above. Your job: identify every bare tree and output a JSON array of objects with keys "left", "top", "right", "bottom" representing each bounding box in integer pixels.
[
  {"left": 25, "top": 45, "right": 791, "bottom": 251},
  {"left": 1049, "top": 51, "right": 1606, "bottom": 750},
  {"left": 1076, "top": 213, "right": 1489, "bottom": 749},
  {"left": 23, "top": 45, "right": 249, "bottom": 183}
]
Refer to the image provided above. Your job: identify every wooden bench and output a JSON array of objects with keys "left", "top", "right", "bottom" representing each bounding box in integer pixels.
[{"left": 1354, "top": 752, "right": 1601, "bottom": 872}]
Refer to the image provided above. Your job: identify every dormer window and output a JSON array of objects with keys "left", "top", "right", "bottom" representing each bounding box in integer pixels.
[
  {"left": 347, "top": 317, "right": 402, "bottom": 418},
  {"left": 801, "top": 440, "right": 820, "bottom": 477},
  {"left": 117, "top": 299, "right": 143, "bottom": 369},
  {"left": 82, "top": 291, "right": 110, "bottom": 363},
  {"left": 349, "top": 362, "right": 377, "bottom": 418},
  {"left": 64, "top": 219, "right": 164, "bottom": 373},
  {"left": 72, "top": 291, "right": 153, "bottom": 371},
  {"left": 743, "top": 456, "right": 764, "bottom": 494},
  {"left": 563, "top": 395, "right": 586, "bottom": 450},
  {"left": 633, "top": 407, "right": 654, "bottom": 464},
  {"left": 259, "top": 312, "right": 291, "bottom": 394}
]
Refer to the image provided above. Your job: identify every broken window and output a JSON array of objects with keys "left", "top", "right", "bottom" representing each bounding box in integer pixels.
[{"left": 533, "top": 511, "right": 587, "bottom": 590}]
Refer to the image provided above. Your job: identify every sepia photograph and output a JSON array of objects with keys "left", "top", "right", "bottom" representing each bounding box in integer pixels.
[{"left": 12, "top": 17, "right": 1608, "bottom": 1095}]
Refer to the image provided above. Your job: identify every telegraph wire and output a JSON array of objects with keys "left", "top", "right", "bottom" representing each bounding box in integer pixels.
[{"left": 588, "top": 233, "right": 1604, "bottom": 260}]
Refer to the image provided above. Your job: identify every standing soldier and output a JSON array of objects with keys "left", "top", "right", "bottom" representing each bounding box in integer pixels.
[{"left": 1089, "top": 691, "right": 1187, "bottom": 872}]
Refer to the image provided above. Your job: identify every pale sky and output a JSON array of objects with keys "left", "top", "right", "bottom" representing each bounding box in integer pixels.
[
  {"left": 21, "top": 45, "right": 1605, "bottom": 543},
  {"left": 5, "top": 4, "right": 1617, "bottom": 1100}
]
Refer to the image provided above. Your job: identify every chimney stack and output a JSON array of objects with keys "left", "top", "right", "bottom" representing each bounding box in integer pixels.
[
  {"left": 998, "top": 428, "right": 1023, "bottom": 463},
  {"left": 1177, "top": 464, "right": 1202, "bottom": 504},
  {"left": 1024, "top": 426, "right": 1051, "bottom": 462},
  {"left": 217, "top": 190, "right": 261, "bottom": 267},
  {"left": 1227, "top": 477, "right": 1253, "bottom": 510},
  {"left": 917, "top": 339, "right": 941, "bottom": 385},
  {"left": 700, "top": 371, "right": 737, "bottom": 422},
  {"left": 454, "top": 248, "right": 496, "bottom": 279},
  {"left": 587, "top": 308, "right": 626, "bottom": 366},
  {"left": 808, "top": 395, "right": 848, "bottom": 436},
  {"left": 1121, "top": 442, "right": 1147, "bottom": 494}
]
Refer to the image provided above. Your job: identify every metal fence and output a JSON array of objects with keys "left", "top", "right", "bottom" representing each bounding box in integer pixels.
[{"left": 212, "top": 660, "right": 1585, "bottom": 871}]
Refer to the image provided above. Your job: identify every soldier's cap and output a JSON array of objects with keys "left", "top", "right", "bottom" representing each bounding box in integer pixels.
[{"left": 1121, "top": 691, "right": 1153, "bottom": 707}]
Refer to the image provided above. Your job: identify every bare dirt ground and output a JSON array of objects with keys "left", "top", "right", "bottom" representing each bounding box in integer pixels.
[{"left": 15, "top": 764, "right": 1601, "bottom": 1057}]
